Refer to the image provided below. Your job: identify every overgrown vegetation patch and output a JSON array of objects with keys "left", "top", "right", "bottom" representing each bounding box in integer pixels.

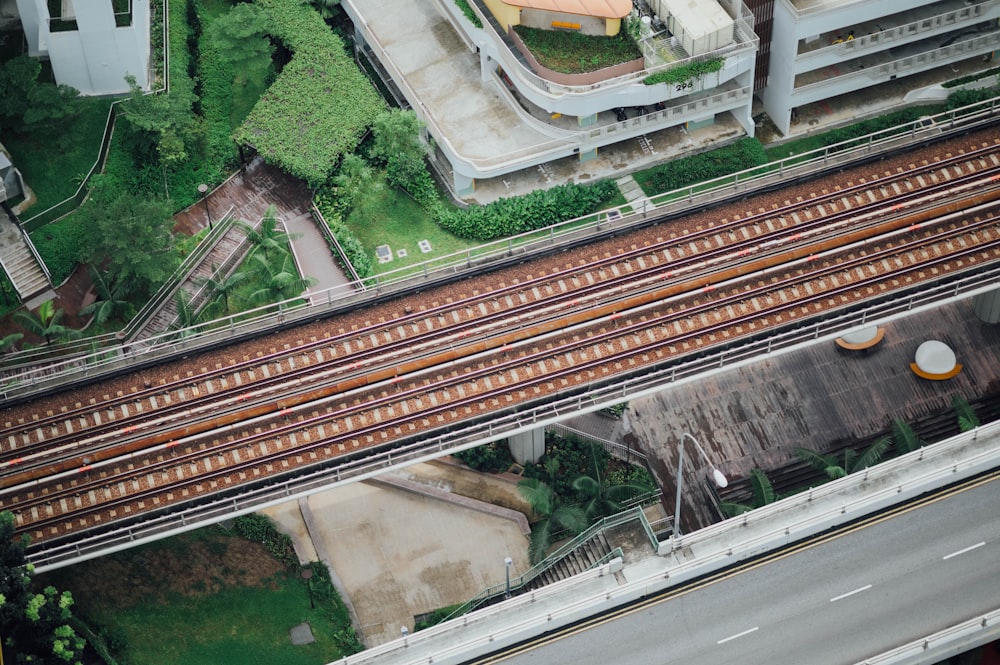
[
  {"left": 513, "top": 25, "right": 642, "bottom": 74},
  {"left": 436, "top": 180, "right": 619, "bottom": 241},
  {"left": 234, "top": 0, "right": 385, "bottom": 186}
]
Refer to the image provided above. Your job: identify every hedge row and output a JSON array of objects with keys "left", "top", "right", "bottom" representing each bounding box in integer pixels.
[
  {"left": 314, "top": 191, "right": 374, "bottom": 281},
  {"left": 435, "top": 180, "right": 619, "bottom": 241},
  {"left": 234, "top": 0, "right": 384, "bottom": 186},
  {"left": 196, "top": 18, "right": 240, "bottom": 174},
  {"left": 633, "top": 137, "right": 767, "bottom": 196}
]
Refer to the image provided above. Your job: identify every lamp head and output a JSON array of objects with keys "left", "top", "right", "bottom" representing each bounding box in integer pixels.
[{"left": 712, "top": 468, "right": 729, "bottom": 488}]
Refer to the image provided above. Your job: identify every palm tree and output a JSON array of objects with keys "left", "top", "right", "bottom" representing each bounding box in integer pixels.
[
  {"left": 891, "top": 418, "right": 925, "bottom": 455},
  {"left": 952, "top": 396, "right": 980, "bottom": 432},
  {"left": 517, "top": 477, "right": 588, "bottom": 564},
  {"left": 80, "top": 267, "right": 133, "bottom": 326},
  {"left": 719, "top": 468, "right": 778, "bottom": 517},
  {"left": 170, "top": 288, "right": 200, "bottom": 335},
  {"left": 238, "top": 207, "right": 297, "bottom": 261},
  {"left": 0, "top": 333, "right": 23, "bottom": 353},
  {"left": 246, "top": 252, "right": 315, "bottom": 307},
  {"left": 796, "top": 436, "right": 891, "bottom": 480},
  {"left": 571, "top": 446, "right": 648, "bottom": 521},
  {"left": 196, "top": 265, "right": 250, "bottom": 316},
  {"left": 14, "top": 300, "right": 81, "bottom": 346}
]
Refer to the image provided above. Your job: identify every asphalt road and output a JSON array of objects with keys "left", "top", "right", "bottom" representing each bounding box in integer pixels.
[{"left": 485, "top": 473, "right": 1000, "bottom": 665}]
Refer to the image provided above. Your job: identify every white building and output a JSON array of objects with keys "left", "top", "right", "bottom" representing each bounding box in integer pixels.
[
  {"left": 14, "top": 0, "right": 150, "bottom": 95},
  {"left": 346, "top": 0, "right": 759, "bottom": 195},
  {"left": 761, "top": 0, "right": 1000, "bottom": 134}
]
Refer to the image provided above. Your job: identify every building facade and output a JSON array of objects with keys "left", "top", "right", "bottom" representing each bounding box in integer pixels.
[
  {"left": 761, "top": 0, "right": 1000, "bottom": 134},
  {"left": 14, "top": 0, "right": 150, "bottom": 95}
]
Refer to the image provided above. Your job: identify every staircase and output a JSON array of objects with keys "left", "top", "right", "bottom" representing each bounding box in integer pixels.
[
  {"left": 0, "top": 215, "right": 51, "bottom": 302},
  {"left": 522, "top": 532, "right": 614, "bottom": 590}
]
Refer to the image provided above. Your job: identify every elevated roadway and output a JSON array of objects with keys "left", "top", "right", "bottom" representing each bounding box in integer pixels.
[{"left": 338, "top": 423, "right": 1000, "bottom": 665}]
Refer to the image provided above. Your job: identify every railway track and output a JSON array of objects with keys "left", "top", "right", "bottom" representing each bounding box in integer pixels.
[{"left": 4, "top": 141, "right": 1000, "bottom": 546}]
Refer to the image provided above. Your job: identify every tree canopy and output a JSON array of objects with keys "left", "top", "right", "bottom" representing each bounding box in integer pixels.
[
  {"left": 233, "top": 0, "right": 384, "bottom": 186},
  {"left": 0, "top": 511, "right": 87, "bottom": 664},
  {"left": 78, "top": 193, "right": 179, "bottom": 298}
]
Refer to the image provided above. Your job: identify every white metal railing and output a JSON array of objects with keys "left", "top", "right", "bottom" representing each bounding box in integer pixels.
[
  {"left": 795, "top": 30, "right": 1000, "bottom": 94},
  {"left": 798, "top": 2, "right": 996, "bottom": 64}
]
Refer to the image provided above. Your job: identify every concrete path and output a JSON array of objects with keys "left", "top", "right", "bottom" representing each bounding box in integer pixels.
[
  {"left": 0, "top": 215, "right": 50, "bottom": 302},
  {"left": 283, "top": 212, "right": 357, "bottom": 303},
  {"left": 614, "top": 175, "right": 646, "bottom": 204}
]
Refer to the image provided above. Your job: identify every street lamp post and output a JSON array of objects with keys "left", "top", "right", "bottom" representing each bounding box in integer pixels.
[
  {"left": 672, "top": 432, "right": 728, "bottom": 551},
  {"left": 504, "top": 556, "right": 513, "bottom": 598},
  {"left": 197, "top": 183, "right": 213, "bottom": 230}
]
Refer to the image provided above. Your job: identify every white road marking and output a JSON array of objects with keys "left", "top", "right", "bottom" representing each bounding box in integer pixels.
[
  {"left": 943, "top": 541, "right": 986, "bottom": 560},
  {"left": 717, "top": 626, "right": 758, "bottom": 644},
  {"left": 830, "top": 584, "right": 872, "bottom": 603}
]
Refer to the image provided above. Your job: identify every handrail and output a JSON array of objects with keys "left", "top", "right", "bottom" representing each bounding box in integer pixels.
[
  {"left": 441, "top": 508, "right": 651, "bottom": 623},
  {"left": 311, "top": 203, "right": 363, "bottom": 285},
  {"left": 122, "top": 206, "right": 236, "bottom": 340}
]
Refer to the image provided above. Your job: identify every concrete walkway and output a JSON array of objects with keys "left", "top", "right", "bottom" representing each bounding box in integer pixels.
[{"left": 283, "top": 212, "right": 358, "bottom": 303}]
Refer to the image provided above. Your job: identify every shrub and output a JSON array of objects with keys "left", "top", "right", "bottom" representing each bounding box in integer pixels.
[
  {"left": 232, "top": 513, "right": 297, "bottom": 566},
  {"left": 946, "top": 86, "right": 1000, "bottom": 110},
  {"left": 643, "top": 58, "right": 724, "bottom": 86},
  {"left": 435, "top": 180, "right": 618, "bottom": 241},
  {"left": 234, "top": 0, "right": 385, "bottom": 186},
  {"left": 634, "top": 137, "right": 766, "bottom": 196},
  {"left": 453, "top": 441, "right": 515, "bottom": 474},
  {"left": 453, "top": 0, "right": 481, "bottom": 28},
  {"left": 314, "top": 190, "right": 374, "bottom": 280}
]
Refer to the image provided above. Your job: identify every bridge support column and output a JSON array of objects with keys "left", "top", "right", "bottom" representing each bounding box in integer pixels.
[
  {"left": 507, "top": 428, "right": 545, "bottom": 465},
  {"left": 972, "top": 289, "right": 1000, "bottom": 323}
]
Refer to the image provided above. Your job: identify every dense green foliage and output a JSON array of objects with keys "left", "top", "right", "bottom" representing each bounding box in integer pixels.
[
  {"left": 232, "top": 513, "right": 298, "bottom": 566},
  {"left": 453, "top": 0, "right": 482, "bottom": 28},
  {"left": 435, "top": 180, "right": 618, "bottom": 241},
  {"left": 78, "top": 192, "right": 179, "bottom": 299},
  {"left": 643, "top": 58, "right": 724, "bottom": 86},
  {"left": 633, "top": 137, "right": 767, "bottom": 196},
  {"left": 513, "top": 25, "right": 642, "bottom": 74},
  {"left": 234, "top": 0, "right": 385, "bottom": 186},
  {"left": 453, "top": 441, "right": 516, "bottom": 474},
  {"left": 314, "top": 187, "right": 374, "bottom": 280},
  {"left": 371, "top": 109, "right": 438, "bottom": 209},
  {"left": 1, "top": 511, "right": 87, "bottom": 664},
  {"left": 942, "top": 66, "right": 1000, "bottom": 88},
  {"left": 0, "top": 54, "right": 81, "bottom": 132},
  {"left": 946, "top": 85, "right": 1000, "bottom": 110}
]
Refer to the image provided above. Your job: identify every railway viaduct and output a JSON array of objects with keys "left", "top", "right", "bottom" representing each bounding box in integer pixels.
[{"left": 4, "top": 104, "right": 1000, "bottom": 587}]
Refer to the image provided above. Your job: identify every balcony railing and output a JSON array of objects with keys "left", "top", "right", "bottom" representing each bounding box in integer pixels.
[
  {"left": 797, "top": 2, "right": 998, "bottom": 66},
  {"left": 794, "top": 29, "right": 1000, "bottom": 95},
  {"left": 455, "top": 0, "right": 757, "bottom": 102}
]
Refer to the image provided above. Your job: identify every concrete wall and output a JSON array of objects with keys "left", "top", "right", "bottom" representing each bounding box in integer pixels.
[
  {"left": 14, "top": 0, "right": 43, "bottom": 55},
  {"left": 520, "top": 9, "right": 613, "bottom": 37},
  {"left": 47, "top": 0, "right": 150, "bottom": 94},
  {"left": 483, "top": 0, "right": 520, "bottom": 30}
]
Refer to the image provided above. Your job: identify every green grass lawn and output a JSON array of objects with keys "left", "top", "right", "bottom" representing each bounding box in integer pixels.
[
  {"left": 345, "top": 179, "right": 478, "bottom": 278},
  {"left": 41, "top": 528, "right": 356, "bottom": 665},
  {"left": 3, "top": 96, "right": 115, "bottom": 215}
]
